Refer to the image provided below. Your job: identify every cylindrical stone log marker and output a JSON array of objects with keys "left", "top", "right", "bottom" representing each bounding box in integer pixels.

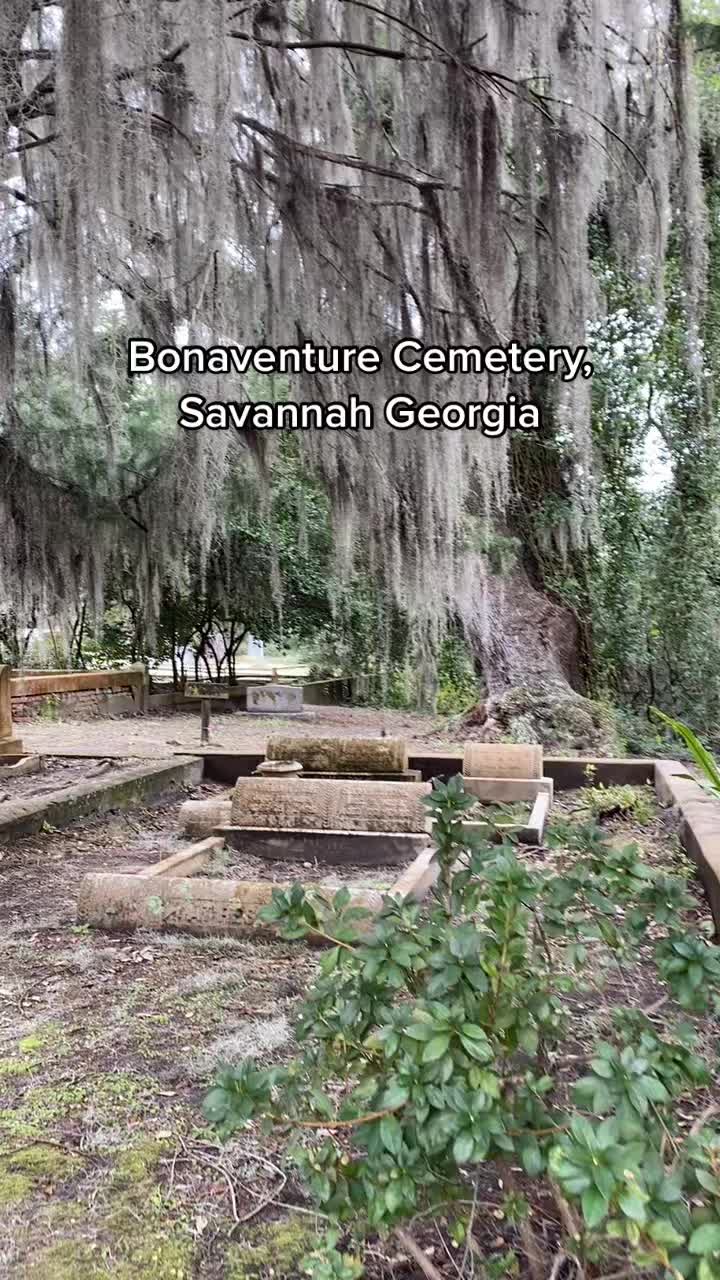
[
  {"left": 77, "top": 872, "right": 383, "bottom": 940},
  {"left": 463, "top": 743, "right": 543, "bottom": 780},
  {"left": 180, "top": 798, "right": 232, "bottom": 838},
  {"left": 266, "top": 735, "right": 408, "bottom": 774},
  {"left": 230, "top": 777, "right": 430, "bottom": 832}
]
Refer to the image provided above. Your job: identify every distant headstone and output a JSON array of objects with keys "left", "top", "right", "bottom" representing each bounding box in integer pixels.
[
  {"left": 247, "top": 635, "right": 265, "bottom": 659},
  {"left": 246, "top": 683, "right": 303, "bottom": 715}
]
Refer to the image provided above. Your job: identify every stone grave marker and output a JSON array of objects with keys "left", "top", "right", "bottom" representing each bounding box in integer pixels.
[{"left": 246, "top": 683, "right": 304, "bottom": 715}]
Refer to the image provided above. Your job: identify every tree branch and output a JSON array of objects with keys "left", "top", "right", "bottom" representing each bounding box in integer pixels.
[{"left": 234, "top": 113, "right": 448, "bottom": 189}]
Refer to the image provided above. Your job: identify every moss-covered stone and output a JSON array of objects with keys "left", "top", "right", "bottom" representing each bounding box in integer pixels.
[{"left": 225, "top": 1220, "right": 317, "bottom": 1279}]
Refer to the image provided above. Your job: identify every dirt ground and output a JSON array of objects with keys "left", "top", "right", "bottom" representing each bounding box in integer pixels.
[
  {"left": 0, "top": 758, "right": 123, "bottom": 802},
  {"left": 0, "top": 779, "right": 324, "bottom": 1280},
  {"left": 17, "top": 705, "right": 464, "bottom": 760},
  {"left": 1, "top": 779, "right": 718, "bottom": 1279}
]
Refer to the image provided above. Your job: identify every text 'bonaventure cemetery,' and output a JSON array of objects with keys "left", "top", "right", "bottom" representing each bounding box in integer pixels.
[{"left": 127, "top": 339, "right": 595, "bottom": 437}]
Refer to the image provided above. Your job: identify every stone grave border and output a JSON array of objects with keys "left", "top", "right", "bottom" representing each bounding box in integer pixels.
[
  {"left": 0, "top": 756, "right": 203, "bottom": 840},
  {"left": 75, "top": 752, "right": 720, "bottom": 942}
]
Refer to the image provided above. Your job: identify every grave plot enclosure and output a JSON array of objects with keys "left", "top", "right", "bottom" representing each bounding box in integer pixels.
[
  {"left": 77, "top": 771, "right": 435, "bottom": 937},
  {"left": 76, "top": 739, "right": 561, "bottom": 940}
]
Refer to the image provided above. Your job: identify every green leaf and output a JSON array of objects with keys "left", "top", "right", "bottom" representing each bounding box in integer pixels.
[
  {"left": 696, "top": 1170, "right": 720, "bottom": 1195},
  {"left": 649, "top": 1221, "right": 686, "bottom": 1249},
  {"left": 423, "top": 1034, "right": 451, "bottom": 1062},
  {"left": 310, "top": 1090, "right": 335, "bottom": 1120},
  {"left": 618, "top": 1185, "right": 649, "bottom": 1224},
  {"left": 384, "top": 1181, "right": 404, "bottom": 1213},
  {"left": 581, "top": 1187, "right": 609, "bottom": 1228},
  {"left": 519, "top": 1137, "right": 545, "bottom": 1177},
  {"left": 319, "top": 947, "right": 342, "bottom": 975},
  {"left": 592, "top": 1164, "right": 616, "bottom": 1199},
  {"left": 460, "top": 1035, "right": 492, "bottom": 1061},
  {"left": 405, "top": 1022, "right": 435, "bottom": 1042},
  {"left": 379, "top": 1115, "right": 403, "bottom": 1156},
  {"left": 689, "top": 1225, "right": 720, "bottom": 1256},
  {"left": 640, "top": 1076, "right": 669, "bottom": 1103},
  {"left": 453, "top": 1132, "right": 475, "bottom": 1164},
  {"left": 651, "top": 710, "right": 720, "bottom": 793},
  {"left": 518, "top": 1026, "right": 539, "bottom": 1056},
  {"left": 459, "top": 1023, "right": 487, "bottom": 1041},
  {"left": 378, "top": 1083, "right": 409, "bottom": 1110}
]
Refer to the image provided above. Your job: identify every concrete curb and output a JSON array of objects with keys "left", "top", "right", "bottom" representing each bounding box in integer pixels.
[
  {"left": 0, "top": 756, "right": 203, "bottom": 840},
  {"left": 654, "top": 760, "right": 720, "bottom": 935}
]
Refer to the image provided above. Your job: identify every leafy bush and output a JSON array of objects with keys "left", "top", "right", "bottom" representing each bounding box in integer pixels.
[{"left": 204, "top": 777, "right": 720, "bottom": 1278}]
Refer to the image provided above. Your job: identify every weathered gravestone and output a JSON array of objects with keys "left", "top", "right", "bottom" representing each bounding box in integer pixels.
[
  {"left": 221, "top": 776, "right": 432, "bottom": 865},
  {"left": 246, "top": 684, "right": 304, "bottom": 715}
]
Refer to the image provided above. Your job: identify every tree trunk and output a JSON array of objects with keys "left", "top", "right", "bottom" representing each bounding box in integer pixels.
[{"left": 460, "top": 563, "right": 617, "bottom": 753}]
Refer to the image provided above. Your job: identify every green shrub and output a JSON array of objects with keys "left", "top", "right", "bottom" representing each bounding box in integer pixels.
[{"left": 204, "top": 776, "right": 720, "bottom": 1278}]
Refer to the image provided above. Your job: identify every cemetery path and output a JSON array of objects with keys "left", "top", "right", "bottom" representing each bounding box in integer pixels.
[{"left": 18, "top": 704, "right": 460, "bottom": 758}]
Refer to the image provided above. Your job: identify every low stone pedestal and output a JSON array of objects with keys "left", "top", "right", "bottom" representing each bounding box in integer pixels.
[
  {"left": 463, "top": 743, "right": 543, "bottom": 780},
  {"left": 220, "top": 826, "right": 430, "bottom": 867},
  {"left": 254, "top": 759, "right": 304, "bottom": 777}
]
